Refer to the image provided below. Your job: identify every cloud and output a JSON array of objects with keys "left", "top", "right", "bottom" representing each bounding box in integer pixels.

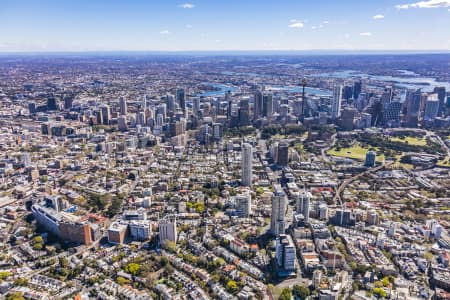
[
  {"left": 185, "top": 24, "right": 193, "bottom": 29},
  {"left": 179, "top": 3, "right": 195, "bottom": 9},
  {"left": 373, "top": 14, "right": 385, "bottom": 19},
  {"left": 360, "top": 32, "right": 372, "bottom": 36},
  {"left": 323, "top": 21, "right": 329, "bottom": 24},
  {"left": 160, "top": 30, "right": 170, "bottom": 35},
  {"left": 311, "top": 25, "right": 324, "bottom": 30},
  {"left": 288, "top": 21, "right": 304, "bottom": 28},
  {"left": 396, "top": 0, "right": 450, "bottom": 9}
]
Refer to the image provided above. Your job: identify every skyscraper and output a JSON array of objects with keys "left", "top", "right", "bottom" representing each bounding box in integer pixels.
[
  {"left": 253, "top": 90, "right": 263, "bottom": 120},
  {"left": 277, "top": 143, "right": 289, "bottom": 167},
  {"left": 271, "top": 185, "right": 287, "bottom": 236},
  {"left": 263, "top": 93, "right": 274, "bottom": 118},
  {"left": 64, "top": 96, "right": 73, "bottom": 110},
  {"left": 238, "top": 98, "right": 250, "bottom": 126},
  {"left": 47, "top": 97, "right": 58, "bottom": 111},
  {"left": 241, "top": 143, "right": 253, "bottom": 187},
  {"left": 405, "top": 89, "right": 423, "bottom": 127},
  {"left": 331, "top": 85, "right": 342, "bottom": 119},
  {"left": 176, "top": 88, "right": 186, "bottom": 112},
  {"left": 433, "top": 87, "right": 446, "bottom": 116},
  {"left": 353, "top": 80, "right": 362, "bottom": 100},
  {"left": 424, "top": 93, "right": 439, "bottom": 121},
  {"left": 101, "top": 105, "right": 111, "bottom": 125},
  {"left": 119, "top": 96, "right": 127, "bottom": 116}
]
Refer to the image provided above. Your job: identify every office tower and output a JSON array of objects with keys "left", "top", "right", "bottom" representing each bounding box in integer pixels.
[
  {"left": 47, "top": 97, "right": 58, "bottom": 111},
  {"left": 275, "top": 234, "right": 296, "bottom": 273},
  {"left": 293, "top": 99, "right": 303, "bottom": 116},
  {"left": 353, "top": 80, "right": 362, "bottom": 100},
  {"left": 331, "top": 85, "right": 342, "bottom": 119},
  {"left": 156, "top": 104, "right": 167, "bottom": 121},
  {"left": 341, "top": 107, "right": 357, "bottom": 130},
  {"left": 192, "top": 97, "right": 200, "bottom": 117},
  {"left": 238, "top": 98, "right": 250, "bottom": 126},
  {"left": 169, "top": 120, "right": 183, "bottom": 137},
  {"left": 176, "top": 88, "right": 186, "bottom": 112},
  {"left": 94, "top": 110, "right": 103, "bottom": 125},
  {"left": 381, "top": 87, "right": 393, "bottom": 108},
  {"left": 212, "top": 123, "right": 222, "bottom": 141},
  {"left": 241, "top": 143, "right": 253, "bottom": 187},
  {"left": 424, "top": 93, "right": 440, "bottom": 121},
  {"left": 119, "top": 96, "right": 127, "bottom": 116},
  {"left": 142, "top": 95, "right": 147, "bottom": 110},
  {"left": 343, "top": 85, "right": 353, "bottom": 100},
  {"left": 383, "top": 101, "right": 402, "bottom": 127},
  {"left": 101, "top": 105, "right": 111, "bottom": 125},
  {"left": 64, "top": 96, "right": 73, "bottom": 110},
  {"left": 280, "top": 104, "right": 289, "bottom": 118},
  {"left": 434, "top": 87, "right": 446, "bottom": 116},
  {"left": 159, "top": 216, "right": 177, "bottom": 243},
  {"left": 270, "top": 185, "right": 287, "bottom": 236},
  {"left": 263, "top": 93, "right": 273, "bottom": 118},
  {"left": 226, "top": 90, "right": 232, "bottom": 119},
  {"left": 165, "top": 94, "right": 175, "bottom": 113},
  {"left": 215, "top": 97, "right": 221, "bottom": 115},
  {"left": 277, "top": 143, "right": 289, "bottom": 166},
  {"left": 405, "top": 89, "right": 423, "bottom": 127},
  {"left": 365, "top": 150, "right": 376, "bottom": 167},
  {"left": 355, "top": 93, "right": 367, "bottom": 111},
  {"left": 118, "top": 116, "right": 128, "bottom": 132},
  {"left": 28, "top": 102, "right": 36, "bottom": 115},
  {"left": 254, "top": 90, "right": 263, "bottom": 120},
  {"left": 236, "top": 192, "right": 251, "bottom": 217},
  {"left": 136, "top": 111, "right": 145, "bottom": 126}
]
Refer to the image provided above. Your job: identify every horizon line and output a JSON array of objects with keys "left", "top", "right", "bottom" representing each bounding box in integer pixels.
[{"left": 1, "top": 49, "right": 450, "bottom": 56}]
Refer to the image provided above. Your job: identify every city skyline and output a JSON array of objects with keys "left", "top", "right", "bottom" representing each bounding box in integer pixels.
[{"left": 1, "top": 0, "right": 450, "bottom": 52}]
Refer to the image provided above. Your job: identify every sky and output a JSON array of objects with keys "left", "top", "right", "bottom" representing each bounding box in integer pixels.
[{"left": 1, "top": 0, "right": 450, "bottom": 52}]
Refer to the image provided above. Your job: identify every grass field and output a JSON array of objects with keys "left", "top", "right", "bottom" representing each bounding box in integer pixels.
[
  {"left": 327, "top": 144, "right": 385, "bottom": 162},
  {"left": 389, "top": 136, "right": 427, "bottom": 146}
]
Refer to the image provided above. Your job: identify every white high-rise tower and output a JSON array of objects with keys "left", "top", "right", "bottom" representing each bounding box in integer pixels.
[
  {"left": 271, "top": 185, "right": 287, "bottom": 236},
  {"left": 331, "top": 85, "right": 342, "bottom": 119},
  {"left": 241, "top": 143, "right": 253, "bottom": 187}
]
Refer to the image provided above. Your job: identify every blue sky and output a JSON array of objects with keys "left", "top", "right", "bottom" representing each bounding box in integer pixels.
[{"left": 0, "top": 0, "right": 449, "bottom": 51}]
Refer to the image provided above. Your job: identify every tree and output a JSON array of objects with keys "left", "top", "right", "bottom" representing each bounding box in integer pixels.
[
  {"left": 372, "top": 287, "right": 387, "bottom": 298},
  {"left": 117, "top": 276, "right": 130, "bottom": 285},
  {"left": 279, "top": 287, "right": 292, "bottom": 300},
  {"left": 0, "top": 271, "right": 11, "bottom": 283},
  {"left": 125, "top": 263, "right": 140, "bottom": 276},
  {"left": 424, "top": 252, "right": 434, "bottom": 262},
  {"left": 14, "top": 278, "right": 28, "bottom": 287},
  {"left": 160, "top": 256, "right": 169, "bottom": 266},
  {"left": 293, "top": 284, "right": 310, "bottom": 299},
  {"left": 59, "top": 257, "right": 69, "bottom": 268},
  {"left": 5, "top": 292, "right": 25, "bottom": 300},
  {"left": 162, "top": 240, "right": 177, "bottom": 253},
  {"left": 226, "top": 280, "right": 238, "bottom": 293}
]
